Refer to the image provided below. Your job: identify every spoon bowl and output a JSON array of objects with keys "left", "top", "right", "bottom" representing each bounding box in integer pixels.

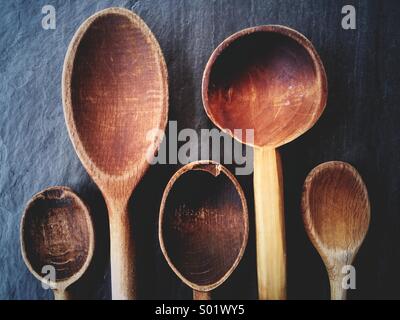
[
  {"left": 63, "top": 8, "right": 168, "bottom": 299},
  {"left": 202, "top": 25, "right": 327, "bottom": 299},
  {"left": 302, "top": 161, "right": 370, "bottom": 299},
  {"left": 20, "top": 186, "right": 94, "bottom": 300},
  {"left": 202, "top": 25, "right": 327, "bottom": 148},
  {"left": 159, "top": 161, "right": 248, "bottom": 299}
]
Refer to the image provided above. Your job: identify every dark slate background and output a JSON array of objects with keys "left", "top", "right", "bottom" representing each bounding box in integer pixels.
[{"left": 1, "top": 0, "right": 399, "bottom": 300}]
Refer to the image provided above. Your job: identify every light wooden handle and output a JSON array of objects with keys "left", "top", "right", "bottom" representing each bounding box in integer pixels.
[
  {"left": 330, "top": 278, "right": 346, "bottom": 300},
  {"left": 328, "top": 260, "right": 347, "bottom": 300},
  {"left": 53, "top": 289, "right": 72, "bottom": 300},
  {"left": 108, "top": 201, "right": 136, "bottom": 300},
  {"left": 193, "top": 290, "right": 211, "bottom": 300},
  {"left": 253, "top": 147, "right": 286, "bottom": 300}
]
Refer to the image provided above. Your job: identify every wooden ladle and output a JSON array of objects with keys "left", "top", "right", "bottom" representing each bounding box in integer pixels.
[
  {"left": 202, "top": 25, "right": 327, "bottom": 299},
  {"left": 159, "top": 161, "right": 248, "bottom": 300},
  {"left": 301, "top": 161, "right": 370, "bottom": 300},
  {"left": 20, "top": 187, "right": 94, "bottom": 300},
  {"left": 62, "top": 8, "right": 168, "bottom": 299}
]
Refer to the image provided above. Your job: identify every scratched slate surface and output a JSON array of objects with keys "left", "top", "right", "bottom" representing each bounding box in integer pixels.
[{"left": 1, "top": 0, "right": 400, "bottom": 300}]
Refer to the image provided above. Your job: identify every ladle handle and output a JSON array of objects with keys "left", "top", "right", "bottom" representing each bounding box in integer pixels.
[
  {"left": 108, "top": 200, "right": 136, "bottom": 300},
  {"left": 254, "top": 147, "right": 286, "bottom": 300},
  {"left": 193, "top": 290, "right": 211, "bottom": 300},
  {"left": 53, "top": 289, "right": 72, "bottom": 300}
]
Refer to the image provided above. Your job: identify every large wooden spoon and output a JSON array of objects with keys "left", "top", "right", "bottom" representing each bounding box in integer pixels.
[
  {"left": 202, "top": 26, "right": 327, "bottom": 299},
  {"left": 62, "top": 8, "right": 168, "bottom": 299},
  {"left": 301, "top": 161, "right": 370, "bottom": 300},
  {"left": 159, "top": 161, "right": 248, "bottom": 300},
  {"left": 20, "top": 187, "right": 94, "bottom": 300}
]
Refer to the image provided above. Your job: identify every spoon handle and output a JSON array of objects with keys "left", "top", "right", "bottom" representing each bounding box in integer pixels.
[
  {"left": 254, "top": 147, "right": 286, "bottom": 300},
  {"left": 53, "top": 289, "right": 72, "bottom": 300},
  {"left": 328, "top": 259, "right": 349, "bottom": 300},
  {"left": 330, "top": 278, "right": 347, "bottom": 300},
  {"left": 108, "top": 200, "right": 136, "bottom": 300},
  {"left": 193, "top": 290, "right": 211, "bottom": 300}
]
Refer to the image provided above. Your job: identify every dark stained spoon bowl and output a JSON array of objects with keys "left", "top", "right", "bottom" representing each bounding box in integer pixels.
[
  {"left": 62, "top": 7, "right": 168, "bottom": 299},
  {"left": 20, "top": 186, "right": 94, "bottom": 300},
  {"left": 159, "top": 161, "right": 248, "bottom": 300}
]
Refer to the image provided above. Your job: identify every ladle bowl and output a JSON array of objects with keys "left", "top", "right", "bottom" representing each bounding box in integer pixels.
[{"left": 159, "top": 161, "right": 248, "bottom": 300}]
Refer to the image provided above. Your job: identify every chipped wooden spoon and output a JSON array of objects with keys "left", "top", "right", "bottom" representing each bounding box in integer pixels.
[
  {"left": 62, "top": 8, "right": 168, "bottom": 299},
  {"left": 202, "top": 25, "right": 327, "bottom": 299},
  {"left": 20, "top": 186, "right": 94, "bottom": 300},
  {"left": 301, "top": 161, "right": 370, "bottom": 300},
  {"left": 159, "top": 161, "right": 248, "bottom": 300}
]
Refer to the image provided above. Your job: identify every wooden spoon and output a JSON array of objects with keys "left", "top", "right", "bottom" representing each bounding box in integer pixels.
[
  {"left": 159, "top": 161, "right": 248, "bottom": 300},
  {"left": 202, "top": 25, "right": 327, "bottom": 299},
  {"left": 20, "top": 186, "right": 94, "bottom": 300},
  {"left": 62, "top": 8, "right": 168, "bottom": 299},
  {"left": 301, "top": 161, "right": 370, "bottom": 300}
]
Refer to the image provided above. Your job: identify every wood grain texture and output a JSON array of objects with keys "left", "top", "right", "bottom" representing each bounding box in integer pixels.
[
  {"left": 20, "top": 186, "right": 94, "bottom": 300},
  {"left": 1, "top": 0, "right": 400, "bottom": 300},
  {"left": 159, "top": 161, "right": 248, "bottom": 299},
  {"left": 302, "top": 161, "right": 370, "bottom": 300},
  {"left": 193, "top": 290, "right": 211, "bottom": 300},
  {"left": 202, "top": 25, "right": 327, "bottom": 148},
  {"left": 253, "top": 147, "right": 286, "bottom": 299},
  {"left": 62, "top": 7, "right": 168, "bottom": 299},
  {"left": 202, "top": 25, "right": 327, "bottom": 299}
]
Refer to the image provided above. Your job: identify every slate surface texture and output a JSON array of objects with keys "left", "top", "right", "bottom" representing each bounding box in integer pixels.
[{"left": 0, "top": 0, "right": 399, "bottom": 299}]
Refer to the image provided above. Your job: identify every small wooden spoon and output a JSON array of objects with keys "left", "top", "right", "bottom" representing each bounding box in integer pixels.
[
  {"left": 202, "top": 25, "right": 327, "bottom": 299},
  {"left": 20, "top": 187, "right": 94, "bottom": 300},
  {"left": 159, "top": 161, "right": 248, "bottom": 300},
  {"left": 301, "top": 161, "right": 370, "bottom": 300},
  {"left": 62, "top": 8, "right": 168, "bottom": 299}
]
